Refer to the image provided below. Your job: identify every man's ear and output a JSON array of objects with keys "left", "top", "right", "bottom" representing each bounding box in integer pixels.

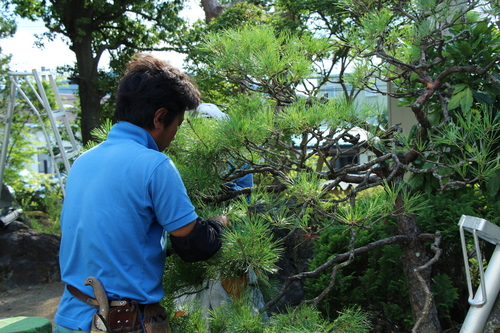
[{"left": 153, "top": 108, "right": 168, "bottom": 128}]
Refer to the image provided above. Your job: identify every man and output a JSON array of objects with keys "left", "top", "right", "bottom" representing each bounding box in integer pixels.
[{"left": 54, "top": 53, "right": 229, "bottom": 333}]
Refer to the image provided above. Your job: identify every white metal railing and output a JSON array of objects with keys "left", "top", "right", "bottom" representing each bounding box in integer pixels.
[{"left": 459, "top": 215, "right": 500, "bottom": 332}]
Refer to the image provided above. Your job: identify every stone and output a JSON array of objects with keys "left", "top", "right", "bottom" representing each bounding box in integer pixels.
[
  {"left": 268, "top": 226, "right": 315, "bottom": 314},
  {"left": 0, "top": 221, "right": 60, "bottom": 292}
]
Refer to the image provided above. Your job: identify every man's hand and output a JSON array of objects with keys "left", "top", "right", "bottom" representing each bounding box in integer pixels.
[{"left": 209, "top": 215, "right": 231, "bottom": 228}]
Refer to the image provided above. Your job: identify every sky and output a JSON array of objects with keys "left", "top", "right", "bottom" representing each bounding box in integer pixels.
[{"left": 0, "top": 0, "right": 204, "bottom": 72}]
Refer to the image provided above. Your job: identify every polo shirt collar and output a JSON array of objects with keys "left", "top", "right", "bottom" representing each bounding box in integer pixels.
[{"left": 108, "top": 121, "right": 159, "bottom": 151}]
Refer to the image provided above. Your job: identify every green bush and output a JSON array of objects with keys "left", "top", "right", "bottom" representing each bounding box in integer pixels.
[
  {"left": 305, "top": 216, "right": 413, "bottom": 331},
  {"left": 166, "top": 299, "right": 372, "bottom": 333},
  {"left": 10, "top": 171, "right": 63, "bottom": 234}
]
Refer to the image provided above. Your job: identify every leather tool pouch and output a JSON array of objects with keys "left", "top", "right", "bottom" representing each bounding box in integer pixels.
[
  {"left": 67, "top": 284, "right": 168, "bottom": 333},
  {"left": 107, "top": 301, "right": 141, "bottom": 333},
  {"left": 142, "top": 303, "right": 171, "bottom": 333}
]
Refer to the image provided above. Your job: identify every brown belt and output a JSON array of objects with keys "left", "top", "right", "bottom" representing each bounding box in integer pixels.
[
  {"left": 67, "top": 284, "right": 170, "bottom": 333},
  {"left": 67, "top": 284, "right": 136, "bottom": 310}
]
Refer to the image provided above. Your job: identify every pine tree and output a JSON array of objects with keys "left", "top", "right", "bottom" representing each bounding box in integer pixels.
[{"left": 164, "top": 1, "right": 500, "bottom": 330}]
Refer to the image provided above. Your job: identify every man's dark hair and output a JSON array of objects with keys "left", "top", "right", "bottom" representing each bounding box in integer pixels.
[{"left": 114, "top": 53, "right": 201, "bottom": 129}]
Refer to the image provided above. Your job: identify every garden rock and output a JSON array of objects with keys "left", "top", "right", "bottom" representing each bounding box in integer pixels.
[
  {"left": 0, "top": 220, "right": 61, "bottom": 292},
  {"left": 269, "top": 227, "right": 315, "bottom": 313}
]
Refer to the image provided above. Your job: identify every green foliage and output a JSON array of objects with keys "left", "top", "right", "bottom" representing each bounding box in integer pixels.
[
  {"left": 175, "top": 18, "right": 495, "bottom": 332},
  {"left": 267, "top": 305, "right": 371, "bottom": 332},
  {"left": 210, "top": 295, "right": 267, "bottom": 333},
  {"left": 432, "top": 274, "right": 459, "bottom": 321},
  {"left": 167, "top": 2, "right": 500, "bottom": 331},
  {"left": 13, "top": 171, "right": 63, "bottom": 234},
  {"left": 334, "top": 193, "right": 388, "bottom": 225},
  {"left": 329, "top": 306, "right": 372, "bottom": 332},
  {"left": 383, "top": 181, "right": 430, "bottom": 216},
  {"left": 163, "top": 196, "right": 287, "bottom": 332},
  {"left": 1, "top": 114, "right": 41, "bottom": 187},
  {"left": 205, "top": 25, "right": 312, "bottom": 82},
  {"left": 166, "top": 114, "right": 234, "bottom": 197},
  {"left": 163, "top": 196, "right": 282, "bottom": 294},
  {"left": 409, "top": 106, "right": 500, "bottom": 195},
  {"left": 0, "top": 12, "right": 16, "bottom": 39},
  {"left": 216, "top": 95, "right": 276, "bottom": 148},
  {"left": 164, "top": 254, "right": 219, "bottom": 295},
  {"left": 164, "top": 200, "right": 283, "bottom": 292},
  {"left": 396, "top": 14, "right": 500, "bottom": 122},
  {"left": 203, "top": 24, "right": 330, "bottom": 103},
  {"left": 86, "top": 118, "right": 113, "bottom": 150},
  {"left": 275, "top": 97, "right": 358, "bottom": 134},
  {"left": 216, "top": 213, "right": 283, "bottom": 283},
  {"left": 448, "top": 85, "right": 473, "bottom": 113},
  {"left": 170, "top": 300, "right": 371, "bottom": 333},
  {"left": 209, "top": 2, "right": 271, "bottom": 32},
  {"left": 179, "top": 2, "right": 277, "bottom": 105},
  {"left": 442, "top": 20, "right": 500, "bottom": 113},
  {"left": 307, "top": 187, "right": 500, "bottom": 329},
  {"left": 305, "top": 214, "right": 414, "bottom": 330},
  {"left": 167, "top": 98, "right": 278, "bottom": 199},
  {"left": 0, "top": 12, "right": 15, "bottom": 89},
  {"left": 168, "top": 301, "right": 208, "bottom": 333}
]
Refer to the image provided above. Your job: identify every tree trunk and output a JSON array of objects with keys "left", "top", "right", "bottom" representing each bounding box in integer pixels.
[
  {"left": 396, "top": 196, "right": 442, "bottom": 333},
  {"left": 72, "top": 38, "right": 102, "bottom": 145},
  {"left": 201, "top": 0, "right": 225, "bottom": 23},
  {"left": 200, "top": 0, "right": 246, "bottom": 24}
]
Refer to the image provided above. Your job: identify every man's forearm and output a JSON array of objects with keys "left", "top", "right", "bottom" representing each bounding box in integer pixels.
[{"left": 169, "top": 218, "right": 223, "bottom": 262}]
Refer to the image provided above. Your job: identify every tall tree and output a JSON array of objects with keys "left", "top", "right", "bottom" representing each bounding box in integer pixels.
[{"left": 3, "top": 0, "right": 188, "bottom": 144}]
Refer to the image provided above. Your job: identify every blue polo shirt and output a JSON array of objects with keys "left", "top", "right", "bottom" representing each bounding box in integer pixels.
[{"left": 54, "top": 121, "right": 198, "bottom": 332}]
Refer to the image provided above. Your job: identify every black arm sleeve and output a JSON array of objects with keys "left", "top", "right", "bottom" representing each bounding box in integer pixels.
[{"left": 169, "top": 217, "right": 223, "bottom": 262}]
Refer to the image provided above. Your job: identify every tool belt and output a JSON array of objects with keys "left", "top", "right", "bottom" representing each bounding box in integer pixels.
[{"left": 68, "top": 285, "right": 170, "bottom": 333}]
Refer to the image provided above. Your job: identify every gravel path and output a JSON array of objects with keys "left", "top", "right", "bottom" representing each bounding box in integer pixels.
[{"left": 0, "top": 280, "right": 65, "bottom": 324}]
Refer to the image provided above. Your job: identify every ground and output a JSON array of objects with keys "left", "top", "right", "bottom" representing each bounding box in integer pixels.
[{"left": 0, "top": 280, "right": 64, "bottom": 324}]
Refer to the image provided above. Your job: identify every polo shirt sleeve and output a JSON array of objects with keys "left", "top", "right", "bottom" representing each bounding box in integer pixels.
[{"left": 149, "top": 157, "right": 198, "bottom": 232}]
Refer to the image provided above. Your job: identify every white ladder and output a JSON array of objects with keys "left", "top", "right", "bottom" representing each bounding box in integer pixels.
[{"left": 0, "top": 69, "right": 80, "bottom": 196}]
